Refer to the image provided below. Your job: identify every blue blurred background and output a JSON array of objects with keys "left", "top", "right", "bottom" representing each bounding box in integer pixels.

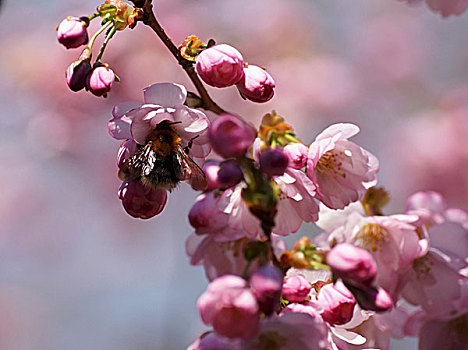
[{"left": 0, "top": 0, "right": 466, "bottom": 349}]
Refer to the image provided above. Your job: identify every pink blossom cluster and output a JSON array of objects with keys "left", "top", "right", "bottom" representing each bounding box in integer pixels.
[
  {"left": 56, "top": 1, "right": 468, "bottom": 349},
  {"left": 196, "top": 44, "right": 276, "bottom": 103}
]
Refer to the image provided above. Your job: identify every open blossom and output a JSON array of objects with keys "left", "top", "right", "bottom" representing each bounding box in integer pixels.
[
  {"left": 328, "top": 212, "right": 424, "bottom": 299},
  {"left": 306, "top": 123, "right": 379, "bottom": 210},
  {"left": 108, "top": 83, "right": 211, "bottom": 218},
  {"left": 245, "top": 312, "right": 330, "bottom": 350},
  {"left": 218, "top": 166, "right": 319, "bottom": 238},
  {"left": 197, "top": 275, "right": 260, "bottom": 339},
  {"left": 406, "top": 191, "right": 468, "bottom": 269},
  {"left": 109, "top": 83, "right": 211, "bottom": 161},
  {"left": 402, "top": 250, "right": 465, "bottom": 318},
  {"left": 186, "top": 233, "right": 287, "bottom": 281},
  {"left": 196, "top": 44, "right": 244, "bottom": 88}
]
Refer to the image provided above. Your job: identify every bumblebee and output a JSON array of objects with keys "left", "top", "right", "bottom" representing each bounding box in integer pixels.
[{"left": 118, "top": 121, "right": 207, "bottom": 191}]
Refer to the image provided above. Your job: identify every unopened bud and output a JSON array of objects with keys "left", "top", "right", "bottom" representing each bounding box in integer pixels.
[
  {"left": 282, "top": 274, "right": 311, "bottom": 302},
  {"left": 317, "top": 281, "right": 355, "bottom": 325},
  {"left": 202, "top": 161, "right": 222, "bottom": 191},
  {"left": 218, "top": 160, "right": 243, "bottom": 189},
  {"left": 259, "top": 148, "right": 289, "bottom": 177},
  {"left": 250, "top": 265, "right": 283, "bottom": 316},
  {"left": 66, "top": 60, "right": 92, "bottom": 92},
  {"left": 118, "top": 180, "right": 167, "bottom": 219},
  {"left": 196, "top": 44, "right": 244, "bottom": 88},
  {"left": 283, "top": 143, "right": 308, "bottom": 169},
  {"left": 86, "top": 64, "right": 116, "bottom": 97},
  {"left": 237, "top": 65, "right": 275, "bottom": 103},
  {"left": 327, "top": 243, "right": 377, "bottom": 287},
  {"left": 57, "top": 17, "right": 89, "bottom": 49},
  {"left": 208, "top": 114, "right": 256, "bottom": 158},
  {"left": 346, "top": 284, "right": 393, "bottom": 312}
]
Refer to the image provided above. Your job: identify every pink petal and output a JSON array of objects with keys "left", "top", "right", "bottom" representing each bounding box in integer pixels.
[{"left": 143, "top": 82, "right": 187, "bottom": 106}]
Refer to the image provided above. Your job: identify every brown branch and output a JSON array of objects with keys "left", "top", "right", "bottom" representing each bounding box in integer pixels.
[{"left": 131, "top": 0, "right": 226, "bottom": 115}]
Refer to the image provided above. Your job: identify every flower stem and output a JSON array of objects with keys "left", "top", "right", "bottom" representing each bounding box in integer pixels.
[
  {"left": 88, "top": 13, "right": 99, "bottom": 21},
  {"left": 96, "top": 23, "right": 119, "bottom": 62},
  {"left": 88, "top": 20, "right": 112, "bottom": 51}
]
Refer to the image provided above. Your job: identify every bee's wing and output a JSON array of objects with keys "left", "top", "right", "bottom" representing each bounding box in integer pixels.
[
  {"left": 175, "top": 147, "right": 207, "bottom": 191},
  {"left": 118, "top": 143, "right": 156, "bottom": 181}
]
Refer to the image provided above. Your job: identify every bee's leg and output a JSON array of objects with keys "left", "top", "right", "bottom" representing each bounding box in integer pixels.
[{"left": 184, "top": 135, "right": 200, "bottom": 154}]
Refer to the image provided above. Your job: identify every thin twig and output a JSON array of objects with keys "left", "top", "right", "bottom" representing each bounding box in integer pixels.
[{"left": 131, "top": 0, "right": 226, "bottom": 115}]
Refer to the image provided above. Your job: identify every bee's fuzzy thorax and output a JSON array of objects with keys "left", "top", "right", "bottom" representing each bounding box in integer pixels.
[{"left": 146, "top": 127, "right": 182, "bottom": 156}]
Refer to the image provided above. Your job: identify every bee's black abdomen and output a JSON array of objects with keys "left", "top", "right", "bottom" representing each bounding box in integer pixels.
[{"left": 142, "top": 153, "right": 182, "bottom": 190}]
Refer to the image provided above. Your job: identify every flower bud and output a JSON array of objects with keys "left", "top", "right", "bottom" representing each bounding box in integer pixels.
[
  {"left": 282, "top": 274, "right": 311, "bottom": 302},
  {"left": 188, "top": 332, "right": 243, "bottom": 350},
  {"left": 86, "top": 64, "right": 115, "bottom": 97},
  {"left": 66, "top": 60, "right": 92, "bottom": 92},
  {"left": 118, "top": 180, "right": 167, "bottom": 219},
  {"left": 196, "top": 44, "right": 244, "bottom": 88},
  {"left": 346, "top": 284, "right": 393, "bottom": 312},
  {"left": 249, "top": 265, "right": 283, "bottom": 316},
  {"left": 57, "top": 17, "right": 89, "bottom": 49},
  {"left": 327, "top": 243, "right": 377, "bottom": 287},
  {"left": 259, "top": 148, "right": 289, "bottom": 177},
  {"left": 218, "top": 160, "right": 243, "bottom": 189},
  {"left": 197, "top": 275, "right": 259, "bottom": 339},
  {"left": 316, "top": 281, "right": 355, "bottom": 325},
  {"left": 283, "top": 143, "right": 308, "bottom": 169},
  {"left": 237, "top": 65, "right": 275, "bottom": 103},
  {"left": 202, "top": 161, "right": 222, "bottom": 191},
  {"left": 208, "top": 114, "right": 256, "bottom": 158}
]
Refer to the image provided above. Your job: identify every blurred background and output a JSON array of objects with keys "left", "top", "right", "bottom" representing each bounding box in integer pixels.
[{"left": 0, "top": 0, "right": 467, "bottom": 349}]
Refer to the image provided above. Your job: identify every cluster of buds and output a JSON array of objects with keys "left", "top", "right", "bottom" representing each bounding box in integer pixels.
[
  {"left": 180, "top": 37, "right": 276, "bottom": 103},
  {"left": 57, "top": 0, "right": 140, "bottom": 97}
]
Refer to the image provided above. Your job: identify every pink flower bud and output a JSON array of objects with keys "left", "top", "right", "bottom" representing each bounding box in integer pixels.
[
  {"left": 218, "top": 160, "right": 243, "bottom": 189},
  {"left": 86, "top": 65, "right": 115, "bottom": 97},
  {"left": 188, "top": 332, "right": 243, "bottom": 350},
  {"left": 236, "top": 65, "right": 275, "bottom": 103},
  {"left": 208, "top": 114, "right": 257, "bottom": 158},
  {"left": 197, "top": 275, "right": 259, "bottom": 339},
  {"left": 202, "top": 161, "right": 222, "bottom": 191},
  {"left": 283, "top": 143, "right": 308, "bottom": 170},
  {"left": 66, "top": 60, "right": 91, "bottom": 92},
  {"left": 57, "top": 17, "right": 89, "bottom": 49},
  {"left": 346, "top": 284, "right": 393, "bottom": 312},
  {"left": 282, "top": 274, "right": 311, "bottom": 302},
  {"left": 249, "top": 265, "right": 283, "bottom": 316},
  {"left": 188, "top": 192, "right": 227, "bottom": 234},
  {"left": 327, "top": 243, "right": 377, "bottom": 287},
  {"left": 118, "top": 180, "right": 167, "bottom": 219},
  {"left": 317, "top": 281, "right": 355, "bottom": 325},
  {"left": 259, "top": 148, "right": 289, "bottom": 177},
  {"left": 196, "top": 44, "right": 244, "bottom": 88}
]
